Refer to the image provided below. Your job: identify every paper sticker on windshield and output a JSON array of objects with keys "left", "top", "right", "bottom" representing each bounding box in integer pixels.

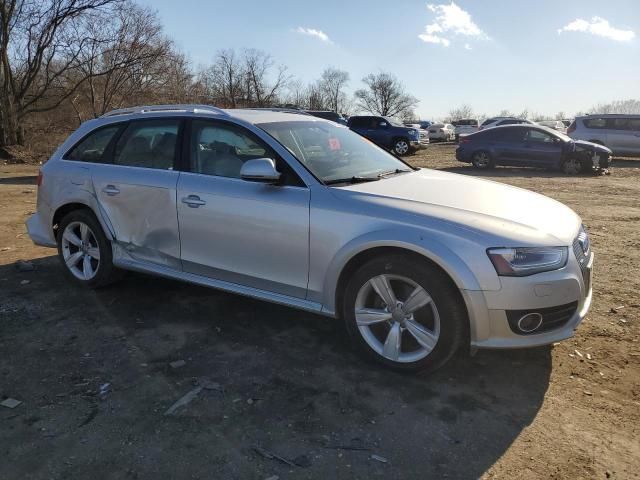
[{"left": 328, "top": 137, "right": 341, "bottom": 150}]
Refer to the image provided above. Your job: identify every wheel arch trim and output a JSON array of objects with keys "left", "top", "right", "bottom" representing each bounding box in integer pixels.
[{"left": 321, "top": 228, "right": 482, "bottom": 316}]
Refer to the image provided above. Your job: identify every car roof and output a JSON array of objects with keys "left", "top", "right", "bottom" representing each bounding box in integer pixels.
[
  {"left": 97, "top": 104, "right": 326, "bottom": 125},
  {"left": 576, "top": 114, "right": 639, "bottom": 118}
]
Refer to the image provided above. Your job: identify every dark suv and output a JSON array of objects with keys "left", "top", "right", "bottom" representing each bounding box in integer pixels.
[{"left": 348, "top": 115, "right": 428, "bottom": 155}]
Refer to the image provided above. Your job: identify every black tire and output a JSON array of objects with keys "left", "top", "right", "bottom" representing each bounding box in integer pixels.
[
  {"left": 471, "top": 150, "right": 494, "bottom": 169},
  {"left": 392, "top": 138, "right": 410, "bottom": 156},
  {"left": 56, "top": 209, "right": 124, "bottom": 288},
  {"left": 560, "top": 158, "right": 584, "bottom": 175},
  {"left": 342, "top": 254, "right": 466, "bottom": 372}
]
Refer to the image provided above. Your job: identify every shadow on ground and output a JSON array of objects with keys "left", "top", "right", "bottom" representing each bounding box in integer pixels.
[
  {"left": 0, "top": 175, "right": 38, "bottom": 185},
  {"left": 1, "top": 256, "right": 552, "bottom": 479}
]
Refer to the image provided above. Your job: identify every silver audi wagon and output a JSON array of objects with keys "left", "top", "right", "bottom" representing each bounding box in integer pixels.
[{"left": 27, "top": 105, "right": 593, "bottom": 371}]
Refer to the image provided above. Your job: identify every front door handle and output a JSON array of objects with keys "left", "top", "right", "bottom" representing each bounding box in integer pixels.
[
  {"left": 182, "top": 195, "right": 206, "bottom": 208},
  {"left": 102, "top": 185, "right": 120, "bottom": 196}
]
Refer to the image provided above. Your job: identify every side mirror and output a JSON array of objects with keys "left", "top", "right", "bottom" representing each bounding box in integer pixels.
[
  {"left": 240, "top": 158, "right": 281, "bottom": 184},
  {"left": 378, "top": 121, "right": 388, "bottom": 128}
]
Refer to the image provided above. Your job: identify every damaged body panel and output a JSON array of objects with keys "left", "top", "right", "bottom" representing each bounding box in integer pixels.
[{"left": 91, "top": 163, "right": 182, "bottom": 270}]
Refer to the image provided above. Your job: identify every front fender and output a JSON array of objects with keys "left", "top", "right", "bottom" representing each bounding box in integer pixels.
[{"left": 320, "top": 227, "right": 482, "bottom": 316}]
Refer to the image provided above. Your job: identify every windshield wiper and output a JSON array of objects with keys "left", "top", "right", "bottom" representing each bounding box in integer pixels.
[
  {"left": 324, "top": 176, "right": 380, "bottom": 186},
  {"left": 377, "top": 168, "right": 412, "bottom": 178}
]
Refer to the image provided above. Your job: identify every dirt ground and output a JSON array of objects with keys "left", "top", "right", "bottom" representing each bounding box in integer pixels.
[{"left": 1, "top": 145, "right": 639, "bottom": 480}]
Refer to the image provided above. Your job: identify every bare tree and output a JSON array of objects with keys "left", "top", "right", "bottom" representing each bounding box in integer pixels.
[
  {"left": 73, "top": 2, "right": 171, "bottom": 119},
  {"left": 0, "top": 0, "right": 125, "bottom": 146},
  {"left": 199, "top": 48, "right": 243, "bottom": 107},
  {"left": 354, "top": 72, "right": 418, "bottom": 118},
  {"left": 447, "top": 104, "right": 474, "bottom": 122},
  {"left": 242, "top": 48, "right": 288, "bottom": 107},
  {"left": 589, "top": 99, "right": 640, "bottom": 114},
  {"left": 318, "top": 67, "right": 349, "bottom": 112}
]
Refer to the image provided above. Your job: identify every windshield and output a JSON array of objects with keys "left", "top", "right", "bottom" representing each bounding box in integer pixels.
[{"left": 257, "top": 121, "right": 412, "bottom": 184}]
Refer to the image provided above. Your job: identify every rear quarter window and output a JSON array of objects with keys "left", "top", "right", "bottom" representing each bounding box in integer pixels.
[
  {"left": 583, "top": 118, "right": 607, "bottom": 129},
  {"left": 65, "top": 125, "right": 121, "bottom": 162}
]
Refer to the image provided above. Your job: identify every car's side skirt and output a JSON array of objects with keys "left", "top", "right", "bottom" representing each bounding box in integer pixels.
[{"left": 113, "top": 257, "right": 330, "bottom": 317}]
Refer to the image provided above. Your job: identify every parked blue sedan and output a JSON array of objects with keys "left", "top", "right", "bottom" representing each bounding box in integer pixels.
[{"left": 455, "top": 125, "right": 612, "bottom": 175}]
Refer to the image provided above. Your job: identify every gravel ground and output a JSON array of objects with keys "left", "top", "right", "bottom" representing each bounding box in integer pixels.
[{"left": 1, "top": 146, "right": 639, "bottom": 479}]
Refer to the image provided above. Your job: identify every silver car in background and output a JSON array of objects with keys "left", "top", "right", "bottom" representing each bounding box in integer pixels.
[
  {"left": 27, "top": 105, "right": 594, "bottom": 372},
  {"left": 568, "top": 114, "right": 640, "bottom": 157}
]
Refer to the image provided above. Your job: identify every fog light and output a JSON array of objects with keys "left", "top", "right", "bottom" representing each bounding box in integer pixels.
[{"left": 517, "top": 313, "right": 543, "bottom": 333}]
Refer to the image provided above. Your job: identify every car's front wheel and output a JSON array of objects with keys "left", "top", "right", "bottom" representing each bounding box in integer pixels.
[
  {"left": 56, "top": 209, "right": 123, "bottom": 288},
  {"left": 560, "top": 158, "right": 584, "bottom": 175},
  {"left": 343, "top": 255, "right": 466, "bottom": 372},
  {"left": 392, "top": 138, "right": 410, "bottom": 156}
]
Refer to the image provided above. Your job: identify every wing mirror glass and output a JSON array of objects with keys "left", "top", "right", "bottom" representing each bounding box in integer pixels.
[{"left": 240, "top": 158, "right": 281, "bottom": 184}]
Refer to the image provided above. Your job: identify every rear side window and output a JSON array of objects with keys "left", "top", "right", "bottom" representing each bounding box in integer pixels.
[
  {"left": 113, "top": 120, "right": 180, "bottom": 170},
  {"left": 494, "top": 127, "right": 527, "bottom": 142},
  {"left": 66, "top": 125, "right": 121, "bottom": 162},
  {"left": 583, "top": 118, "right": 607, "bottom": 129},
  {"left": 608, "top": 118, "right": 629, "bottom": 130}
]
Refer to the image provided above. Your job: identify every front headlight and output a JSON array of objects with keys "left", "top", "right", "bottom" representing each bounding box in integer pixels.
[
  {"left": 487, "top": 247, "right": 568, "bottom": 276},
  {"left": 408, "top": 129, "right": 418, "bottom": 137}
]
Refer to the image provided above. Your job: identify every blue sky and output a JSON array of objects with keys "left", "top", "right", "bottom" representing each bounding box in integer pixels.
[{"left": 138, "top": 0, "right": 639, "bottom": 120}]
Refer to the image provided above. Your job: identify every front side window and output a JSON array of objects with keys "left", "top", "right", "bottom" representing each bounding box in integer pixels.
[
  {"left": 528, "top": 129, "right": 555, "bottom": 143},
  {"left": 258, "top": 120, "right": 412, "bottom": 184},
  {"left": 190, "top": 121, "right": 271, "bottom": 179},
  {"left": 114, "top": 120, "right": 179, "bottom": 170},
  {"left": 628, "top": 118, "right": 640, "bottom": 131},
  {"left": 66, "top": 125, "right": 121, "bottom": 162}
]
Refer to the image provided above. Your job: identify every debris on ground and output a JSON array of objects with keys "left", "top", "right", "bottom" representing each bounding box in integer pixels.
[
  {"left": 169, "top": 359, "right": 186, "bottom": 369},
  {"left": 15, "top": 260, "right": 35, "bottom": 272},
  {"left": 20, "top": 279, "right": 30, "bottom": 285},
  {"left": 574, "top": 349, "right": 583, "bottom": 358},
  {"left": 264, "top": 476, "right": 279, "bottom": 480},
  {"left": 583, "top": 391, "right": 593, "bottom": 396},
  {"left": 370, "top": 454, "right": 388, "bottom": 463},
  {"left": 99, "top": 383, "right": 111, "bottom": 400},
  {"left": 610, "top": 305, "right": 625, "bottom": 313},
  {"left": 197, "top": 377, "right": 223, "bottom": 392},
  {"left": 1, "top": 398, "right": 22, "bottom": 409},
  {"left": 164, "top": 386, "right": 203, "bottom": 416},
  {"left": 251, "top": 445, "right": 296, "bottom": 467},
  {"left": 293, "top": 454, "right": 311, "bottom": 468}
]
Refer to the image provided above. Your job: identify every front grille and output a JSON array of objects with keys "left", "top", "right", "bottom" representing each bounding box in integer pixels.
[
  {"left": 506, "top": 301, "right": 579, "bottom": 335},
  {"left": 419, "top": 131, "right": 429, "bottom": 144},
  {"left": 572, "top": 231, "right": 592, "bottom": 292}
]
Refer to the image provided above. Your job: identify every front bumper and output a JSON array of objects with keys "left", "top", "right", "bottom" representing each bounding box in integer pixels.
[
  {"left": 465, "top": 252, "right": 593, "bottom": 349},
  {"left": 410, "top": 140, "right": 428, "bottom": 150}
]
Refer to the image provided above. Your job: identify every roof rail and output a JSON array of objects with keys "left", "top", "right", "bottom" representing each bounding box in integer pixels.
[
  {"left": 100, "top": 104, "right": 228, "bottom": 118},
  {"left": 245, "top": 107, "right": 312, "bottom": 116}
]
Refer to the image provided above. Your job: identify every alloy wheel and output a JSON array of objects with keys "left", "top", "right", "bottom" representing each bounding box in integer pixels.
[
  {"left": 394, "top": 140, "right": 409, "bottom": 155},
  {"left": 472, "top": 152, "right": 490, "bottom": 168},
  {"left": 61, "top": 221, "right": 101, "bottom": 280},
  {"left": 354, "top": 274, "right": 440, "bottom": 363},
  {"left": 562, "top": 158, "right": 582, "bottom": 175}
]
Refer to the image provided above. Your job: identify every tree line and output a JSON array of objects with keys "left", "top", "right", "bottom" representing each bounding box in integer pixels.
[
  {"left": 1, "top": 1, "right": 638, "bottom": 149},
  {"left": 0, "top": 0, "right": 419, "bottom": 148}
]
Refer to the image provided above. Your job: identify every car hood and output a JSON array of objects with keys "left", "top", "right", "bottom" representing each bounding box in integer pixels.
[
  {"left": 573, "top": 139, "right": 612, "bottom": 154},
  {"left": 335, "top": 169, "right": 581, "bottom": 245}
]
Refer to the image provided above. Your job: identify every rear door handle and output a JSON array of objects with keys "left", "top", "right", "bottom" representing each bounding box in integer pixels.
[
  {"left": 182, "top": 195, "right": 206, "bottom": 207},
  {"left": 102, "top": 185, "right": 120, "bottom": 196}
]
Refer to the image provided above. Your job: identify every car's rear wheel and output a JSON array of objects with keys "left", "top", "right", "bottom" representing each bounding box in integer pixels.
[
  {"left": 392, "top": 138, "right": 410, "bottom": 156},
  {"left": 561, "top": 158, "right": 583, "bottom": 175},
  {"left": 471, "top": 151, "right": 493, "bottom": 169},
  {"left": 343, "top": 255, "right": 466, "bottom": 372},
  {"left": 57, "top": 209, "right": 123, "bottom": 288}
]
